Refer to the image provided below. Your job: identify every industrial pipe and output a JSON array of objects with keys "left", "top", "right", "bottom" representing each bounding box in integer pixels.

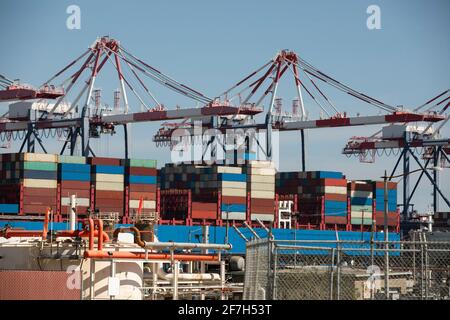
[
  {"left": 155, "top": 264, "right": 221, "bottom": 282},
  {"left": 42, "top": 208, "right": 50, "bottom": 239},
  {"left": 113, "top": 226, "right": 145, "bottom": 247},
  {"left": 141, "top": 241, "right": 232, "bottom": 251},
  {"left": 56, "top": 230, "right": 109, "bottom": 242},
  {"left": 83, "top": 250, "right": 220, "bottom": 261},
  {"left": 94, "top": 219, "right": 104, "bottom": 251}
]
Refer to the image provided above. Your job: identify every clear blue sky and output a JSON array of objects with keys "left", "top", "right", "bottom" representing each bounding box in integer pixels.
[{"left": 0, "top": 0, "right": 449, "bottom": 212}]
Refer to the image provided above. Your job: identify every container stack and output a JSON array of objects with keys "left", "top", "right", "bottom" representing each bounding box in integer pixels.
[
  {"left": 348, "top": 181, "right": 373, "bottom": 226},
  {"left": 159, "top": 164, "right": 247, "bottom": 222},
  {"left": 373, "top": 181, "right": 398, "bottom": 226},
  {"left": 122, "top": 158, "right": 157, "bottom": 215},
  {"left": 245, "top": 161, "right": 276, "bottom": 222},
  {"left": 276, "top": 171, "right": 348, "bottom": 225},
  {"left": 58, "top": 155, "right": 91, "bottom": 216},
  {"left": 90, "top": 157, "right": 124, "bottom": 215},
  {"left": 1, "top": 153, "right": 59, "bottom": 214},
  {"left": 0, "top": 153, "right": 20, "bottom": 214},
  {"left": 217, "top": 166, "right": 247, "bottom": 221}
]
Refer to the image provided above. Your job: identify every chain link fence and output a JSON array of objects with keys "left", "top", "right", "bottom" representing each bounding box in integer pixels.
[{"left": 243, "top": 234, "right": 450, "bottom": 300}]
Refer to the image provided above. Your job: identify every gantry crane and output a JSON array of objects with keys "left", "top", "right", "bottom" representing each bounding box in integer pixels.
[
  {"left": 0, "top": 36, "right": 262, "bottom": 157},
  {"left": 343, "top": 89, "right": 450, "bottom": 219},
  {"left": 154, "top": 49, "right": 444, "bottom": 170}
]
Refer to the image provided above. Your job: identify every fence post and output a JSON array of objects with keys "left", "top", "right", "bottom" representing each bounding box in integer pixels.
[
  {"left": 330, "top": 248, "right": 336, "bottom": 300},
  {"left": 384, "top": 240, "right": 390, "bottom": 300},
  {"left": 424, "top": 238, "right": 429, "bottom": 299},
  {"left": 272, "top": 243, "right": 278, "bottom": 300},
  {"left": 336, "top": 243, "right": 341, "bottom": 300}
]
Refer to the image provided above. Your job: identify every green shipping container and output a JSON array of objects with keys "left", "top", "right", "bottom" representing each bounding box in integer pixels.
[
  {"left": 22, "top": 161, "right": 57, "bottom": 171},
  {"left": 122, "top": 159, "right": 157, "bottom": 168},
  {"left": 351, "top": 218, "right": 373, "bottom": 225},
  {"left": 58, "top": 155, "right": 87, "bottom": 164}
]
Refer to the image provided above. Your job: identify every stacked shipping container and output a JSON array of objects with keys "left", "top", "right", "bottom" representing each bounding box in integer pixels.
[
  {"left": 373, "top": 181, "right": 398, "bottom": 226},
  {"left": 276, "top": 171, "right": 348, "bottom": 225},
  {"left": 348, "top": 181, "right": 373, "bottom": 226},
  {"left": 0, "top": 153, "right": 58, "bottom": 215},
  {"left": 90, "top": 157, "right": 125, "bottom": 214},
  {"left": 245, "top": 161, "right": 276, "bottom": 222},
  {"left": 160, "top": 164, "right": 248, "bottom": 222},
  {"left": 123, "top": 159, "right": 157, "bottom": 215},
  {"left": 58, "top": 155, "right": 91, "bottom": 216}
]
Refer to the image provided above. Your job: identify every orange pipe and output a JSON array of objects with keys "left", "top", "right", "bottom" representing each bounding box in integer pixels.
[
  {"left": 56, "top": 230, "right": 109, "bottom": 242},
  {"left": 87, "top": 218, "right": 94, "bottom": 251},
  {"left": 94, "top": 219, "right": 104, "bottom": 251},
  {"left": 42, "top": 208, "right": 50, "bottom": 239},
  {"left": 84, "top": 250, "right": 220, "bottom": 261},
  {"left": 4, "top": 230, "right": 44, "bottom": 238}
]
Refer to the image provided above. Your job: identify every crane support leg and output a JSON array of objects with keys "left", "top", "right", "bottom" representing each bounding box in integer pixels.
[
  {"left": 123, "top": 124, "right": 129, "bottom": 160},
  {"left": 300, "top": 129, "right": 306, "bottom": 171},
  {"left": 433, "top": 146, "right": 441, "bottom": 212},
  {"left": 408, "top": 148, "right": 450, "bottom": 208}
]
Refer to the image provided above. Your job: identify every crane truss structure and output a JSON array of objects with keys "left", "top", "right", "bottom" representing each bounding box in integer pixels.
[
  {"left": 155, "top": 50, "right": 445, "bottom": 169},
  {"left": 0, "top": 36, "right": 262, "bottom": 157},
  {"left": 343, "top": 89, "right": 450, "bottom": 219}
]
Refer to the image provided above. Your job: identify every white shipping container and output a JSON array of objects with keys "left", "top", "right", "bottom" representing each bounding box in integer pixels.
[
  {"left": 129, "top": 200, "right": 156, "bottom": 209},
  {"left": 248, "top": 175, "right": 275, "bottom": 183},
  {"left": 250, "top": 190, "right": 275, "bottom": 199},
  {"left": 93, "top": 173, "right": 124, "bottom": 183},
  {"left": 246, "top": 168, "right": 276, "bottom": 175},
  {"left": 95, "top": 181, "right": 125, "bottom": 191},
  {"left": 249, "top": 182, "right": 275, "bottom": 192},
  {"left": 61, "top": 197, "right": 90, "bottom": 206},
  {"left": 216, "top": 166, "right": 242, "bottom": 174},
  {"left": 21, "top": 153, "right": 58, "bottom": 163},
  {"left": 350, "top": 212, "right": 374, "bottom": 218},
  {"left": 221, "top": 181, "right": 246, "bottom": 189},
  {"left": 221, "top": 212, "right": 246, "bottom": 220},
  {"left": 246, "top": 161, "right": 275, "bottom": 168},
  {"left": 221, "top": 188, "right": 247, "bottom": 197},
  {"left": 23, "top": 179, "right": 57, "bottom": 188},
  {"left": 251, "top": 213, "right": 275, "bottom": 222}
]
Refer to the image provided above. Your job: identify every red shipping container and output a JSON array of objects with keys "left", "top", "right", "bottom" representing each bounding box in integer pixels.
[
  {"left": 88, "top": 157, "right": 121, "bottom": 166},
  {"left": 129, "top": 191, "right": 156, "bottom": 201},
  {"left": 60, "top": 205, "right": 89, "bottom": 215},
  {"left": 23, "top": 188, "right": 57, "bottom": 197},
  {"left": 127, "top": 167, "right": 157, "bottom": 175},
  {"left": 60, "top": 189, "right": 91, "bottom": 198},
  {"left": 374, "top": 181, "right": 397, "bottom": 190},
  {"left": 23, "top": 195, "right": 57, "bottom": 206},
  {"left": 128, "top": 184, "right": 157, "bottom": 192},
  {"left": 348, "top": 182, "right": 373, "bottom": 191},
  {"left": 250, "top": 198, "right": 274, "bottom": 207},
  {"left": 324, "top": 216, "right": 347, "bottom": 225},
  {"left": 95, "top": 199, "right": 124, "bottom": 207},
  {"left": 60, "top": 181, "right": 91, "bottom": 189},
  {"left": 95, "top": 190, "right": 124, "bottom": 200},
  {"left": 93, "top": 207, "right": 124, "bottom": 214},
  {"left": 23, "top": 204, "right": 57, "bottom": 214},
  {"left": 374, "top": 212, "right": 398, "bottom": 226},
  {"left": 323, "top": 193, "right": 348, "bottom": 201},
  {"left": 192, "top": 210, "right": 217, "bottom": 219},
  {"left": 221, "top": 196, "right": 246, "bottom": 205},
  {"left": 250, "top": 206, "right": 274, "bottom": 214}
]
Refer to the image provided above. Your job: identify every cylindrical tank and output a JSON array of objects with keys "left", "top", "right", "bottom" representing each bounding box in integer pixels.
[{"left": 229, "top": 256, "right": 245, "bottom": 271}]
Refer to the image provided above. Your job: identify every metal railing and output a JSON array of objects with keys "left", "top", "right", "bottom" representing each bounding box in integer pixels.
[{"left": 243, "top": 236, "right": 450, "bottom": 300}]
